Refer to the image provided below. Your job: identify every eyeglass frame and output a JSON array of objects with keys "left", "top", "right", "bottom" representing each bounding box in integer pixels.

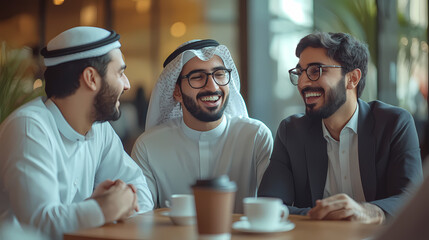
[
  {"left": 288, "top": 64, "right": 343, "bottom": 86},
  {"left": 179, "top": 68, "right": 233, "bottom": 89}
]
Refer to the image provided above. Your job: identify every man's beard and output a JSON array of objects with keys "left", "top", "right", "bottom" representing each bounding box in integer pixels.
[
  {"left": 305, "top": 76, "right": 346, "bottom": 119},
  {"left": 181, "top": 89, "right": 229, "bottom": 122},
  {"left": 93, "top": 78, "right": 121, "bottom": 122}
]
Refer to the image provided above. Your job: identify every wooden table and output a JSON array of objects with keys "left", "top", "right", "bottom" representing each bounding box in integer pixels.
[{"left": 64, "top": 209, "right": 381, "bottom": 240}]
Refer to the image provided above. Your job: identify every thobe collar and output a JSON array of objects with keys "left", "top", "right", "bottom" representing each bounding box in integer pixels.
[
  {"left": 45, "top": 98, "right": 94, "bottom": 142},
  {"left": 181, "top": 116, "right": 227, "bottom": 141}
]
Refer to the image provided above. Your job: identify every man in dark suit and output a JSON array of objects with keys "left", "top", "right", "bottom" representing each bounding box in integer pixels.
[{"left": 258, "top": 32, "right": 423, "bottom": 224}]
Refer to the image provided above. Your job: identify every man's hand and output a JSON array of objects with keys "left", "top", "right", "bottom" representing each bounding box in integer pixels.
[
  {"left": 125, "top": 183, "right": 140, "bottom": 215},
  {"left": 307, "top": 194, "right": 385, "bottom": 224},
  {"left": 91, "top": 179, "right": 139, "bottom": 223},
  {"left": 90, "top": 179, "right": 116, "bottom": 199}
]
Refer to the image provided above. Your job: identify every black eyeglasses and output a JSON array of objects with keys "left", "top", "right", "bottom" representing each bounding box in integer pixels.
[
  {"left": 180, "top": 68, "right": 232, "bottom": 89},
  {"left": 288, "top": 64, "right": 343, "bottom": 86}
]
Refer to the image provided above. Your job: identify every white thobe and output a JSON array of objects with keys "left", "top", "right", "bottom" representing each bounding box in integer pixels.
[
  {"left": 0, "top": 97, "right": 153, "bottom": 240},
  {"left": 131, "top": 116, "right": 273, "bottom": 213}
]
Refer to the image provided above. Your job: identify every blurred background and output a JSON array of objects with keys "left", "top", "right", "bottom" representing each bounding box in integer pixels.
[{"left": 0, "top": 0, "right": 427, "bottom": 158}]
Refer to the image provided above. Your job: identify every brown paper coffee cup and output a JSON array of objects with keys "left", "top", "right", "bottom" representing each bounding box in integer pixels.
[{"left": 192, "top": 175, "right": 236, "bottom": 240}]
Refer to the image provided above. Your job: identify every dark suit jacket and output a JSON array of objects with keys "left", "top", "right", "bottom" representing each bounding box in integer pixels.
[{"left": 258, "top": 99, "right": 423, "bottom": 216}]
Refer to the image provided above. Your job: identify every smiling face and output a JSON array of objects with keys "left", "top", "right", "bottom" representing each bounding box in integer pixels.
[
  {"left": 297, "top": 47, "right": 347, "bottom": 119},
  {"left": 174, "top": 55, "right": 230, "bottom": 129},
  {"left": 93, "top": 48, "right": 130, "bottom": 122}
]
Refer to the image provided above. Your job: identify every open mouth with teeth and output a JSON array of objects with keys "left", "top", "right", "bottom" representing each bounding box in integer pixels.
[
  {"left": 199, "top": 95, "right": 221, "bottom": 108},
  {"left": 304, "top": 91, "right": 323, "bottom": 105}
]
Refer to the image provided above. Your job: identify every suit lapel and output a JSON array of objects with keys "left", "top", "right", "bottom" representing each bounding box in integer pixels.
[
  {"left": 305, "top": 117, "right": 328, "bottom": 205},
  {"left": 357, "top": 99, "right": 377, "bottom": 201}
]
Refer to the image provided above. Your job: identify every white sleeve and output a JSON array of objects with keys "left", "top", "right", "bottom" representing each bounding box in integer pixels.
[
  {"left": 131, "top": 134, "right": 159, "bottom": 208},
  {"left": 253, "top": 122, "right": 274, "bottom": 187},
  {"left": 95, "top": 123, "right": 154, "bottom": 213},
  {"left": 0, "top": 117, "right": 104, "bottom": 239}
]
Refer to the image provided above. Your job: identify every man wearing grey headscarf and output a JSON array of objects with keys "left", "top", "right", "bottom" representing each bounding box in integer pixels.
[
  {"left": 132, "top": 39, "right": 273, "bottom": 213},
  {"left": 0, "top": 26, "right": 153, "bottom": 239}
]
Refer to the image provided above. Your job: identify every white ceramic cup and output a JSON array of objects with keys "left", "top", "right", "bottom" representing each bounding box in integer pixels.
[
  {"left": 165, "top": 194, "right": 196, "bottom": 217},
  {"left": 243, "top": 197, "right": 289, "bottom": 231}
]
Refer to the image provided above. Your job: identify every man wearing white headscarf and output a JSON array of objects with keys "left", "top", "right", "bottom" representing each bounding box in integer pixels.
[
  {"left": 0, "top": 26, "right": 153, "bottom": 239},
  {"left": 132, "top": 39, "right": 273, "bottom": 213}
]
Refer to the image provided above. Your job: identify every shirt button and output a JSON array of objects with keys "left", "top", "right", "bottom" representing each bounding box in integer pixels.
[
  {"left": 342, "top": 151, "right": 346, "bottom": 154},
  {"left": 344, "top": 176, "right": 347, "bottom": 180}
]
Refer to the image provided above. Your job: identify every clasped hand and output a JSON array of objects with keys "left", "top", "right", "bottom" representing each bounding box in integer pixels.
[
  {"left": 90, "top": 179, "right": 139, "bottom": 223},
  {"left": 307, "top": 193, "right": 385, "bottom": 224}
]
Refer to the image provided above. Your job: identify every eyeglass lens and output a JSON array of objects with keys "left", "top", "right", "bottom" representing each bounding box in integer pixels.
[
  {"left": 290, "top": 65, "right": 321, "bottom": 85},
  {"left": 188, "top": 69, "right": 230, "bottom": 88}
]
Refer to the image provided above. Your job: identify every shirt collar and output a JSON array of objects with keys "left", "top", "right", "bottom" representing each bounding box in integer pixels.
[
  {"left": 347, "top": 103, "right": 359, "bottom": 134},
  {"left": 181, "top": 116, "right": 227, "bottom": 141},
  {"left": 322, "top": 103, "right": 359, "bottom": 140},
  {"left": 45, "top": 98, "right": 94, "bottom": 142}
]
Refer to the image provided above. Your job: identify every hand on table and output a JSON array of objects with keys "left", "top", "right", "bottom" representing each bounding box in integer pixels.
[
  {"left": 91, "top": 179, "right": 139, "bottom": 223},
  {"left": 307, "top": 194, "right": 385, "bottom": 224}
]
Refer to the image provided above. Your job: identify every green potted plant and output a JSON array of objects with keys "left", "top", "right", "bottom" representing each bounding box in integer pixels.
[{"left": 0, "top": 42, "right": 44, "bottom": 123}]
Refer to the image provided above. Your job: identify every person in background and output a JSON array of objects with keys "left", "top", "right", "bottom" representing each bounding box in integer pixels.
[
  {"left": 258, "top": 32, "right": 423, "bottom": 223},
  {"left": 134, "top": 86, "right": 149, "bottom": 130},
  {"left": 0, "top": 26, "right": 153, "bottom": 239},
  {"left": 132, "top": 39, "right": 273, "bottom": 213},
  {"left": 373, "top": 162, "right": 429, "bottom": 240}
]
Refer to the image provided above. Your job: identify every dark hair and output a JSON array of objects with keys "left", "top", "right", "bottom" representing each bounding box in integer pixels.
[
  {"left": 44, "top": 53, "right": 111, "bottom": 98},
  {"left": 296, "top": 32, "right": 369, "bottom": 98}
]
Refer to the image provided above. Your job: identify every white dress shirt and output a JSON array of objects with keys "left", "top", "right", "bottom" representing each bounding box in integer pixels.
[
  {"left": 322, "top": 104, "right": 366, "bottom": 202},
  {"left": 0, "top": 97, "right": 153, "bottom": 239},
  {"left": 131, "top": 115, "right": 273, "bottom": 213}
]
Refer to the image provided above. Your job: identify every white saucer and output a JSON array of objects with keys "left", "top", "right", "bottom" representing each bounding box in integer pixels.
[
  {"left": 232, "top": 220, "right": 295, "bottom": 233},
  {"left": 160, "top": 211, "right": 196, "bottom": 226}
]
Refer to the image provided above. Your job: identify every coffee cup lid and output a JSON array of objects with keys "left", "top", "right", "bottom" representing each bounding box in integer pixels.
[{"left": 192, "top": 175, "right": 237, "bottom": 191}]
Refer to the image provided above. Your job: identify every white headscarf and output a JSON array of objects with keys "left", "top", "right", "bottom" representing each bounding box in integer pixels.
[{"left": 145, "top": 40, "right": 248, "bottom": 130}]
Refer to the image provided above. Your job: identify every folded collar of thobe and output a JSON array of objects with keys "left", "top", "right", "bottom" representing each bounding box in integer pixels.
[
  {"left": 45, "top": 98, "right": 95, "bottom": 142},
  {"left": 181, "top": 116, "right": 227, "bottom": 141}
]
